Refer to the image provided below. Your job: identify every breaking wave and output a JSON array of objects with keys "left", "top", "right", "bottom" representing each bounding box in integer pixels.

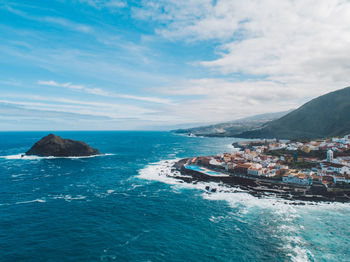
[
  {"left": 138, "top": 159, "right": 350, "bottom": 262},
  {"left": 15, "top": 198, "right": 46, "bottom": 205},
  {"left": 139, "top": 159, "right": 303, "bottom": 208},
  {"left": 0, "top": 153, "right": 114, "bottom": 160},
  {"left": 138, "top": 159, "right": 350, "bottom": 209}
]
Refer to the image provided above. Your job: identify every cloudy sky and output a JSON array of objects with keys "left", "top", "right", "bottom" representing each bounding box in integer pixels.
[{"left": 1, "top": 0, "right": 350, "bottom": 130}]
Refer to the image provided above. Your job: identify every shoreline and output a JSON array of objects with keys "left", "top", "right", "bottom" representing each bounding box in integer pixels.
[{"left": 173, "top": 158, "right": 350, "bottom": 203}]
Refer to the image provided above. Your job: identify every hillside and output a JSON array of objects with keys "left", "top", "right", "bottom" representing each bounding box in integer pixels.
[
  {"left": 236, "top": 86, "right": 350, "bottom": 139},
  {"left": 173, "top": 111, "right": 290, "bottom": 137}
]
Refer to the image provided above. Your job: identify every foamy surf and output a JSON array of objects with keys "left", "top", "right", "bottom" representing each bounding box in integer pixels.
[
  {"left": 138, "top": 159, "right": 350, "bottom": 262},
  {"left": 138, "top": 159, "right": 319, "bottom": 261},
  {"left": 50, "top": 194, "right": 87, "bottom": 202},
  {"left": 139, "top": 160, "right": 303, "bottom": 209},
  {"left": 15, "top": 198, "right": 46, "bottom": 205},
  {"left": 137, "top": 159, "right": 182, "bottom": 185},
  {"left": 139, "top": 160, "right": 280, "bottom": 208},
  {"left": 138, "top": 159, "right": 350, "bottom": 211},
  {"left": 0, "top": 153, "right": 115, "bottom": 160}
]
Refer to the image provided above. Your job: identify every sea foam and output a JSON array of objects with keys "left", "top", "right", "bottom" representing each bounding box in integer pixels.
[
  {"left": 0, "top": 153, "right": 114, "bottom": 160},
  {"left": 138, "top": 159, "right": 350, "bottom": 211},
  {"left": 138, "top": 159, "right": 350, "bottom": 262},
  {"left": 15, "top": 199, "right": 46, "bottom": 205}
]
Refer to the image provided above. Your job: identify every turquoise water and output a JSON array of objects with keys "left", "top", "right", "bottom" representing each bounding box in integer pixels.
[
  {"left": 185, "top": 165, "right": 223, "bottom": 176},
  {"left": 0, "top": 131, "right": 349, "bottom": 262}
]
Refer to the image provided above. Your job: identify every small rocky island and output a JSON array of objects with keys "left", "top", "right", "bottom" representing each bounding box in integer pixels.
[{"left": 26, "top": 134, "right": 100, "bottom": 157}]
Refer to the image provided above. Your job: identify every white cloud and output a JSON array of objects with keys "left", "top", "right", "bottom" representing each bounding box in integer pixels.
[
  {"left": 81, "top": 0, "right": 127, "bottom": 9},
  {"left": 38, "top": 80, "right": 85, "bottom": 90},
  {"left": 132, "top": 0, "right": 350, "bottom": 124},
  {"left": 38, "top": 80, "right": 113, "bottom": 97},
  {"left": 4, "top": 0, "right": 350, "bottom": 128},
  {"left": 0, "top": 96, "right": 158, "bottom": 121},
  {"left": 42, "top": 17, "right": 92, "bottom": 33},
  {"left": 2, "top": 5, "right": 93, "bottom": 33},
  {"left": 85, "top": 87, "right": 110, "bottom": 96},
  {"left": 37, "top": 80, "right": 59, "bottom": 87},
  {"left": 37, "top": 80, "right": 173, "bottom": 104},
  {"left": 117, "top": 94, "right": 173, "bottom": 104},
  {"left": 156, "top": 78, "right": 301, "bottom": 123}
]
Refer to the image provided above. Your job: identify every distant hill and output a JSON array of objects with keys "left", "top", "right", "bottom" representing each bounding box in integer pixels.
[
  {"left": 236, "top": 86, "right": 350, "bottom": 140},
  {"left": 173, "top": 111, "right": 291, "bottom": 137}
]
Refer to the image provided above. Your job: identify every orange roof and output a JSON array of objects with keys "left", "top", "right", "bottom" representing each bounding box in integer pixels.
[{"left": 237, "top": 163, "right": 252, "bottom": 168}]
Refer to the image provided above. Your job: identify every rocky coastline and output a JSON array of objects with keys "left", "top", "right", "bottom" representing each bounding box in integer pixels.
[{"left": 172, "top": 158, "right": 350, "bottom": 203}]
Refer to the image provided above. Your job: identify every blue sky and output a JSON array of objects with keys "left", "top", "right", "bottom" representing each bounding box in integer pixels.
[{"left": 1, "top": 0, "right": 350, "bottom": 130}]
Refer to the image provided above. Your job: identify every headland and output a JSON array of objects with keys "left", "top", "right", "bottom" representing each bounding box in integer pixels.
[{"left": 172, "top": 134, "right": 350, "bottom": 203}]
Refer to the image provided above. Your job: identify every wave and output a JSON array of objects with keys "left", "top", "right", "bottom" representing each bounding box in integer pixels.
[
  {"left": 138, "top": 159, "right": 299, "bottom": 208},
  {"left": 0, "top": 153, "right": 115, "bottom": 160},
  {"left": 15, "top": 198, "right": 46, "bottom": 205},
  {"left": 1, "top": 194, "right": 88, "bottom": 206},
  {"left": 137, "top": 159, "right": 183, "bottom": 185},
  {"left": 50, "top": 194, "right": 87, "bottom": 202},
  {"left": 173, "top": 133, "right": 205, "bottom": 138},
  {"left": 138, "top": 159, "right": 350, "bottom": 262},
  {"left": 138, "top": 159, "right": 350, "bottom": 210}
]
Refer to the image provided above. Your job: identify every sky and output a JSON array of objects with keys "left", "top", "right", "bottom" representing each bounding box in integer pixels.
[{"left": 1, "top": 0, "right": 350, "bottom": 130}]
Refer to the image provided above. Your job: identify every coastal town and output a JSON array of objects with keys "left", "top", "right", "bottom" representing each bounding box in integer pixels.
[{"left": 175, "top": 134, "right": 350, "bottom": 202}]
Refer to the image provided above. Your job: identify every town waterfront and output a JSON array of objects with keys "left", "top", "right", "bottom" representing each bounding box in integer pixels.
[{"left": 1, "top": 131, "right": 350, "bottom": 261}]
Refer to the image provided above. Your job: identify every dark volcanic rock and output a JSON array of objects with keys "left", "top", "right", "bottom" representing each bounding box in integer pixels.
[
  {"left": 26, "top": 134, "right": 100, "bottom": 157},
  {"left": 174, "top": 158, "right": 350, "bottom": 203}
]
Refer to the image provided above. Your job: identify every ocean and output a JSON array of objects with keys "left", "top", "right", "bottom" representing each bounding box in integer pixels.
[{"left": 0, "top": 131, "right": 349, "bottom": 262}]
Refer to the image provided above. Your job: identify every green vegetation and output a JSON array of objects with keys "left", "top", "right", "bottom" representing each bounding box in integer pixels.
[
  {"left": 237, "top": 86, "right": 350, "bottom": 139},
  {"left": 175, "top": 86, "right": 350, "bottom": 140}
]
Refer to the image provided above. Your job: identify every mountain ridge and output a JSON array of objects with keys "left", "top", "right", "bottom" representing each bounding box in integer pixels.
[
  {"left": 236, "top": 86, "right": 350, "bottom": 139},
  {"left": 173, "top": 111, "right": 292, "bottom": 137}
]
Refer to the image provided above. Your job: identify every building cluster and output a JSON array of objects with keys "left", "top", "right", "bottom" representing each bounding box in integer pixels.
[
  {"left": 268, "top": 134, "right": 350, "bottom": 152},
  {"left": 197, "top": 134, "right": 350, "bottom": 187}
]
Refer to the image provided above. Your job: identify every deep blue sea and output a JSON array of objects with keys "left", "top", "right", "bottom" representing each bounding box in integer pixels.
[{"left": 1, "top": 131, "right": 349, "bottom": 262}]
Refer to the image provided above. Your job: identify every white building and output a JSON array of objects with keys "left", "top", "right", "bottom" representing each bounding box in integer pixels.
[
  {"left": 333, "top": 175, "right": 350, "bottom": 184},
  {"left": 321, "top": 162, "right": 350, "bottom": 174},
  {"left": 282, "top": 174, "right": 312, "bottom": 186},
  {"left": 327, "top": 150, "right": 334, "bottom": 163}
]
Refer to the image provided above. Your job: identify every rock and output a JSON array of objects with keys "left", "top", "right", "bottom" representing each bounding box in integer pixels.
[{"left": 26, "top": 134, "right": 100, "bottom": 157}]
